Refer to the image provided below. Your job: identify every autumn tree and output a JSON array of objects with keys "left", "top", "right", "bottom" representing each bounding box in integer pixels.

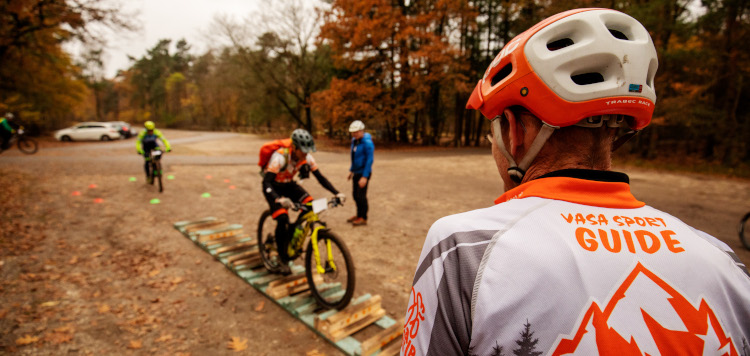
[
  {"left": 127, "top": 39, "right": 193, "bottom": 126},
  {"left": 211, "top": 0, "right": 333, "bottom": 133},
  {"left": 317, "top": 0, "right": 471, "bottom": 143},
  {"left": 0, "top": 0, "right": 132, "bottom": 129}
]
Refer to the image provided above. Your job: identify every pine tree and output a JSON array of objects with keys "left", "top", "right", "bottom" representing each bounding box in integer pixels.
[
  {"left": 512, "top": 320, "right": 542, "bottom": 356},
  {"left": 491, "top": 341, "right": 506, "bottom": 356}
]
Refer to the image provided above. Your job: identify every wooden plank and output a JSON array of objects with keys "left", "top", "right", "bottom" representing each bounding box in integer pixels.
[
  {"left": 174, "top": 217, "right": 216, "bottom": 230},
  {"left": 266, "top": 274, "right": 322, "bottom": 299},
  {"left": 316, "top": 295, "right": 382, "bottom": 335},
  {"left": 196, "top": 225, "right": 243, "bottom": 242},
  {"left": 231, "top": 255, "right": 262, "bottom": 268},
  {"left": 377, "top": 339, "right": 403, "bottom": 356},
  {"left": 329, "top": 309, "right": 386, "bottom": 342},
  {"left": 184, "top": 219, "right": 227, "bottom": 233},
  {"left": 226, "top": 249, "right": 260, "bottom": 263},
  {"left": 360, "top": 318, "right": 404, "bottom": 356},
  {"left": 204, "top": 234, "right": 251, "bottom": 247},
  {"left": 215, "top": 240, "right": 258, "bottom": 254},
  {"left": 249, "top": 273, "right": 283, "bottom": 287}
]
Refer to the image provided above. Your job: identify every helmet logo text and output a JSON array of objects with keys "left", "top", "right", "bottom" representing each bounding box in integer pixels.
[{"left": 484, "top": 38, "right": 522, "bottom": 81}]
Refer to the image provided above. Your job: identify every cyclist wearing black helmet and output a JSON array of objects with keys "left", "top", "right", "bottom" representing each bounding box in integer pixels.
[{"left": 262, "top": 128, "right": 345, "bottom": 275}]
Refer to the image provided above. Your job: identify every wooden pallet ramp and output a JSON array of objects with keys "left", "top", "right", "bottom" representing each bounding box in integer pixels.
[{"left": 173, "top": 217, "right": 402, "bottom": 356}]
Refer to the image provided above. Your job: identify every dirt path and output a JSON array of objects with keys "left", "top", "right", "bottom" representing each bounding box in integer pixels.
[{"left": 1, "top": 130, "right": 749, "bottom": 355}]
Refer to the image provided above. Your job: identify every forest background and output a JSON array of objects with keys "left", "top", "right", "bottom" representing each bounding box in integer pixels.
[{"left": 1, "top": 0, "right": 749, "bottom": 175}]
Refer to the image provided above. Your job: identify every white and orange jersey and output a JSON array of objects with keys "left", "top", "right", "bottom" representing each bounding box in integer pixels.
[
  {"left": 264, "top": 148, "right": 318, "bottom": 183},
  {"left": 403, "top": 170, "right": 750, "bottom": 356}
]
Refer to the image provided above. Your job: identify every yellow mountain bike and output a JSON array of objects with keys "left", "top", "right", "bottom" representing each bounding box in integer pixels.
[{"left": 257, "top": 197, "right": 355, "bottom": 309}]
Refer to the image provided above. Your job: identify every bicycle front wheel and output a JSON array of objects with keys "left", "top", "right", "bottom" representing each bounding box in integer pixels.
[
  {"left": 17, "top": 137, "right": 38, "bottom": 154},
  {"left": 305, "top": 230, "right": 355, "bottom": 309},
  {"left": 155, "top": 161, "right": 163, "bottom": 193},
  {"left": 257, "top": 210, "right": 282, "bottom": 273},
  {"left": 740, "top": 212, "right": 750, "bottom": 250}
]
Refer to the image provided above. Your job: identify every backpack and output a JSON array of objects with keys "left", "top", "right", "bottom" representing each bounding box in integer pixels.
[{"left": 258, "top": 138, "right": 292, "bottom": 169}]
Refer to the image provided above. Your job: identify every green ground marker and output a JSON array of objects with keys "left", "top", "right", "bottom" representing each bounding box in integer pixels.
[
  {"left": 129, "top": 177, "right": 137, "bottom": 182},
  {"left": 150, "top": 198, "right": 161, "bottom": 204},
  {"left": 167, "top": 175, "right": 175, "bottom": 180},
  {"left": 201, "top": 192, "right": 211, "bottom": 198}
]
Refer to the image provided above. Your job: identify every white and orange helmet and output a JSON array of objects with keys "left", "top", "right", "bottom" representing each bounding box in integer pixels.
[
  {"left": 467, "top": 8, "right": 658, "bottom": 182},
  {"left": 467, "top": 8, "right": 658, "bottom": 128}
]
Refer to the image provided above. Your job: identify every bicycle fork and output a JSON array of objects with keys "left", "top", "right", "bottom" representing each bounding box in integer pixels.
[{"left": 310, "top": 225, "right": 337, "bottom": 275}]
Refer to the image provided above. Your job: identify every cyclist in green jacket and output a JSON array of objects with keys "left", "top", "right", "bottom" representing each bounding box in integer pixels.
[
  {"left": 136, "top": 121, "right": 171, "bottom": 180},
  {"left": 0, "top": 113, "right": 16, "bottom": 151}
]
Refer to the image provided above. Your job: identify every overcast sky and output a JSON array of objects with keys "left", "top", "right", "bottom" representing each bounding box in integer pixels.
[{"left": 90, "top": 0, "right": 263, "bottom": 78}]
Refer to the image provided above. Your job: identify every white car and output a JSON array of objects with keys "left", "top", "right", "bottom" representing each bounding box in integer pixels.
[{"left": 55, "top": 122, "right": 122, "bottom": 141}]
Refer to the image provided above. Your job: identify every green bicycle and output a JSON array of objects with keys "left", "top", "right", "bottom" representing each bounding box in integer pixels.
[{"left": 257, "top": 197, "right": 355, "bottom": 309}]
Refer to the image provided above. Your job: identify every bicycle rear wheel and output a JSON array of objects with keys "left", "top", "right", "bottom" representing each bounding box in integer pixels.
[
  {"left": 305, "top": 230, "right": 355, "bottom": 309},
  {"left": 148, "top": 161, "right": 155, "bottom": 185},
  {"left": 740, "top": 212, "right": 750, "bottom": 250},
  {"left": 17, "top": 137, "right": 38, "bottom": 154},
  {"left": 257, "top": 210, "right": 282, "bottom": 273}
]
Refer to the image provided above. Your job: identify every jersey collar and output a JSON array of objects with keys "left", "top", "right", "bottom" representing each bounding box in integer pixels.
[{"left": 495, "top": 169, "right": 645, "bottom": 209}]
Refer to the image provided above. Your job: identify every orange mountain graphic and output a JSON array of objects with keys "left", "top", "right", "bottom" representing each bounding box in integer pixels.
[{"left": 551, "top": 263, "right": 740, "bottom": 356}]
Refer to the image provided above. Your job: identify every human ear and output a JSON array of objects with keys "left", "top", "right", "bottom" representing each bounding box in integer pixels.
[{"left": 503, "top": 109, "right": 525, "bottom": 157}]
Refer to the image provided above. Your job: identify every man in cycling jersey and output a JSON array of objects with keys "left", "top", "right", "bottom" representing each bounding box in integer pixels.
[
  {"left": 262, "top": 128, "right": 345, "bottom": 275},
  {"left": 403, "top": 9, "right": 750, "bottom": 356},
  {"left": 0, "top": 112, "right": 16, "bottom": 150},
  {"left": 136, "top": 121, "right": 171, "bottom": 181}
]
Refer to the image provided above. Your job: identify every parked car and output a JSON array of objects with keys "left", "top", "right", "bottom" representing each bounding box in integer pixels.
[
  {"left": 54, "top": 122, "right": 122, "bottom": 141},
  {"left": 109, "top": 121, "right": 137, "bottom": 139}
]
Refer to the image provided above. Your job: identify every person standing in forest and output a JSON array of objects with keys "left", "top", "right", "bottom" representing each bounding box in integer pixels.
[
  {"left": 347, "top": 120, "right": 374, "bottom": 226},
  {"left": 402, "top": 8, "right": 750, "bottom": 356}
]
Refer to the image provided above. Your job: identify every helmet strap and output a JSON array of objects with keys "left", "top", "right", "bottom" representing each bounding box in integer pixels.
[
  {"left": 491, "top": 115, "right": 557, "bottom": 184},
  {"left": 612, "top": 130, "right": 639, "bottom": 151}
]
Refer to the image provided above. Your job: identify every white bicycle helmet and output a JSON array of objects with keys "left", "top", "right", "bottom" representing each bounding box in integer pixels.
[{"left": 349, "top": 120, "right": 365, "bottom": 132}]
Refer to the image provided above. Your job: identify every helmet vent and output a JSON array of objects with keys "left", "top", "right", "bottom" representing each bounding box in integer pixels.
[
  {"left": 547, "top": 38, "right": 574, "bottom": 51},
  {"left": 571, "top": 72, "right": 605, "bottom": 85},
  {"left": 491, "top": 63, "right": 513, "bottom": 86},
  {"left": 608, "top": 29, "right": 629, "bottom": 40}
]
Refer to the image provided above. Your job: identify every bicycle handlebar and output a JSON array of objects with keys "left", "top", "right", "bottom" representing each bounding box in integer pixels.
[{"left": 290, "top": 197, "right": 343, "bottom": 212}]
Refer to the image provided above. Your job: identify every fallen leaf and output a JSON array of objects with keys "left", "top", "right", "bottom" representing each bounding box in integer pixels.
[
  {"left": 68, "top": 256, "right": 78, "bottom": 265},
  {"left": 54, "top": 325, "right": 74, "bottom": 333},
  {"left": 195, "top": 259, "right": 202, "bottom": 265},
  {"left": 98, "top": 304, "right": 110, "bottom": 314},
  {"left": 254, "top": 301, "right": 265, "bottom": 312},
  {"left": 148, "top": 269, "right": 161, "bottom": 277},
  {"left": 171, "top": 276, "right": 184, "bottom": 285},
  {"left": 40, "top": 301, "right": 60, "bottom": 307},
  {"left": 15, "top": 335, "right": 40, "bottom": 345},
  {"left": 128, "top": 340, "right": 142, "bottom": 349},
  {"left": 155, "top": 334, "right": 172, "bottom": 343},
  {"left": 227, "top": 336, "right": 248, "bottom": 351},
  {"left": 91, "top": 251, "right": 103, "bottom": 258},
  {"left": 45, "top": 331, "right": 73, "bottom": 344},
  {"left": 307, "top": 350, "right": 326, "bottom": 356}
]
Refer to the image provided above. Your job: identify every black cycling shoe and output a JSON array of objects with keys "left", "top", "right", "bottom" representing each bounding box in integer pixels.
[{"left": 278, "top": 263, "right": 292, "bottom": 276}]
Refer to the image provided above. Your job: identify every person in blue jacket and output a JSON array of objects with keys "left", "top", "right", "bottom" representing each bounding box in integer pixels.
[{"left": 347, "top": 120, "right": 374, "bottom": 226}]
